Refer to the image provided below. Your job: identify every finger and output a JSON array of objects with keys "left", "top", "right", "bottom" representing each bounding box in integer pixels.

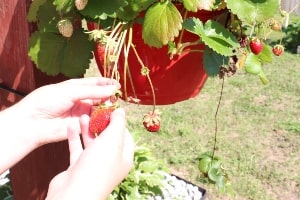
[
  {"left": 80, "top": 114, "right": 94, "bottom": 147},
  {"left": 122, "top": 129, "right": 135, "bottom": 169},
  {"left": 65, "top": 77, "right": 120, "bottom": 87},
  {"left": 67, "top": 122, "right": 83, "bottom": 166},
  {"left": 68, "top": 84, "right": 119, "bottom": 102},
  {"left": 98, "top": 108, "right": 126, "bottom": 144}
]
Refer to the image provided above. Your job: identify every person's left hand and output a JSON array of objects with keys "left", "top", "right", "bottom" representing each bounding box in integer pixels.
[{"left": 11, "top": 77, "right": 119, "bottom": 147}]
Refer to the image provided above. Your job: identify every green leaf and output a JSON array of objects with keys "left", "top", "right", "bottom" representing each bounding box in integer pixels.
[
  {"left": 36, "top": 1, "right": 61, "bottom": 32},
  {"left": 183, "top": 18, "right": 239, "bottom": 56},
  {"left": 208, "top": 167, "right": 223, "bottom": 182},
  {"left": 27, "top": 0, "right": 47, "bottom": 22},
  {"left": 80, "top": 0, "right": 126, "bottom": 20},
  {"left": 198, "top": 157, "right": 212, "bottom": 173},
  {"left": 142, "top": 1, "right": 183, "bottom": 48},
  {"left": 116, "top": 0, "right": 157, "bottom": 21},
  {"left": 257, "top": 43, "right": 273, "bottom": 63},
  {"left": 54, "top": 0, "right": 74, "bottom": 13},
  {"left": 28, "top": 30, "right": 94, "bottom": 77},
  {"left": 139, "top": 161, "right": 159, "bottom": 173},
  {"left": 203, "top": 47, "right": 229, "bottom": 76},
  {"left": 215, "top": 175, "right": 226, "bottom": 189},
  {"left": 226, "top": 0, "right": 280, "bottom": 24}
]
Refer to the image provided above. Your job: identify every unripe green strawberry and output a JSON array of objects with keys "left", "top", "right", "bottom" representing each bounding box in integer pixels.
[
  {"left": 57, "top": 19, "right": 73, "bottom": 38},
  {"left": 75, "top": 0, "right": 88, "bottom": 11}
]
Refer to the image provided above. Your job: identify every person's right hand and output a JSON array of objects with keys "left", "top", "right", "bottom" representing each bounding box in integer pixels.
[{"left": 46, "top": 108, "right": 134, "bottom": 200}]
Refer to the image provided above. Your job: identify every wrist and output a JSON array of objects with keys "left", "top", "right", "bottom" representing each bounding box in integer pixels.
[{"left": 0, "top": 104, "right": 39, "bottom": 173}]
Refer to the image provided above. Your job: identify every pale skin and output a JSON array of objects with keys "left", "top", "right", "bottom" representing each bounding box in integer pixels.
[{"left": 0, "top": 77, "right": 134, "bottom": 200}]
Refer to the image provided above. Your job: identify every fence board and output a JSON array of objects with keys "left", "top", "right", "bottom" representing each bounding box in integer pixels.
[
  {"left": 0, "top": 0, "right": 70, "bottom": 199},
  {"left": 281, "top": 0, "right": 300, "bottom": 15}
]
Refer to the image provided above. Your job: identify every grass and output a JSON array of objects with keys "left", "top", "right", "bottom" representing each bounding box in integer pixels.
[{"left": 117, "top": 51, "right": 300, "bottom": 200}]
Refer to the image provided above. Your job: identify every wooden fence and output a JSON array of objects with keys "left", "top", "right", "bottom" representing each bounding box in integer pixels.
[
  {"left": 281, "top": 0, "right": 300, "bottom": 15},
  {"left": 0, "top": 1, "right": 70, "bottom": 199}
]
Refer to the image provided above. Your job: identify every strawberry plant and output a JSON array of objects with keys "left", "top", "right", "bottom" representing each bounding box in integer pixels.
[{"left": 108, "top": 145, "right": 169, "bottom": 199}]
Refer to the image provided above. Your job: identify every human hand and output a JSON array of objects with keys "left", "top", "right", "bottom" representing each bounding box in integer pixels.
[
  {"left": 46, "top": 108, "right": 134, "bottom": 200},
  {"left": 11, "top": 77, "right": 119, "bottom": 147}
]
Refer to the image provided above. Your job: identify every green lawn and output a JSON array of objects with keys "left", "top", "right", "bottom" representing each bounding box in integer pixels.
[{"left": 115, "top": 51, "right": 300, "bottom": 200}]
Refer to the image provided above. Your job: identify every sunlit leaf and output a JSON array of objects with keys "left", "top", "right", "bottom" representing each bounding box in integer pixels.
[
  {"left": 226, "top": 0, "right": 280, "bottom": 24},
  {"left": 257, "top": 43, "right": 273, "bottom": 63},
  {"left": 183, "top": 18, "right": 239, "bottom": 56},
  {"left": 142, "top": 1, "right": 183, "bottom": 48}
]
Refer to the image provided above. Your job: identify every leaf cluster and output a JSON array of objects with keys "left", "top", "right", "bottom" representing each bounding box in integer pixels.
[
  {"left": 108, "top": 145, "right": 169, "bottom": 199},
  {"left": 198, "top": 152, "right": 233, "bottom": 195}
]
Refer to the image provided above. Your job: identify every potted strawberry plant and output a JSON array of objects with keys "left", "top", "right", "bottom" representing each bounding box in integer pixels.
[{"left": 28, "top": 0, "right": 286, "bottom": 106}]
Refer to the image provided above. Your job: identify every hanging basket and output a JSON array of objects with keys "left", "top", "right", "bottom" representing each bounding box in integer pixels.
[{"left": 91, "top": 9, "right": 224, "bottom": 105}]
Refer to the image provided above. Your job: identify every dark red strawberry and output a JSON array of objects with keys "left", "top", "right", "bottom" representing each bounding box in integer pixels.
[
  {"left": 272, "top": 44, "right": 284, "bottom": 56},
  {"left": 249, "top": 37, "right": 263, "bottom": 55},
  {"left": 239, "top": 35, "right": 248, "bottom": 48},
  {"left": 143, "top": 110, "right": 161, "bottom": 132}
]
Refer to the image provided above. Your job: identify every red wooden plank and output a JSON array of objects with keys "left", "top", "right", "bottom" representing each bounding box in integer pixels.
[{"left": 1, "top": 1, "right": 70, "bottom": 199}]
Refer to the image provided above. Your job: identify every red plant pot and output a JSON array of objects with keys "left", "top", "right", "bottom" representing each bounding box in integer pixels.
[{"left": 90, "top": 9, "right": 224, "bottom": 105}]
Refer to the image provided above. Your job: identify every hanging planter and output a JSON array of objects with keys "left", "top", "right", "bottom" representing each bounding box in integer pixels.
[{"left": 90, "top": 8, "right": 225, "bottom": 105}]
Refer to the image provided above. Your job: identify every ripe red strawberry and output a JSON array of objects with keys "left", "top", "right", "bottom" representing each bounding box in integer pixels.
[
  {"left": 249, "top": 37, "right": 263, "bottom": 55},
  {"left": 89, "top": 104, "right": 116, "bottom": 137},
  {"left": 57, "top": 19, "right": 73, "bottom": 38},
  {"left": 143, "top": 110, "right": 161, "bottom": 132},
  {"left": 272, "top": 44, "right": 284, "bottom": 56}
]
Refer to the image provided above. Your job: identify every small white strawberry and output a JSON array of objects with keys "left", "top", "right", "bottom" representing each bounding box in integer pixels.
[
  {"left": 75, "top": 0, "right": 88, "bottom": 11},
  {"left": 57, "top": 19, "right": 73, "bottom": 38}
]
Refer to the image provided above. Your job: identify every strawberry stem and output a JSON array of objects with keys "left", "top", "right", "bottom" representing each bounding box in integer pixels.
[
  {"left": 212, "top": 74, "right": 225, "bottom": 160},
  {"left": 130, "top": 43, "right": 157, "bottom": 113}
]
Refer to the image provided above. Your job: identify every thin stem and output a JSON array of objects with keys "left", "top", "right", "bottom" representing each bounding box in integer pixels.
[
  {"left": 123, "top": 27, "right": 138, "bottom": 102},
  {"left": 178, "top": 9, "right": 188, "bottom": 44},
  {"left": 130, "top": 43, "right": 156, "bottom": 112},
  {"left": 212, "top": 76, "right": 225, "bottom": 160}
]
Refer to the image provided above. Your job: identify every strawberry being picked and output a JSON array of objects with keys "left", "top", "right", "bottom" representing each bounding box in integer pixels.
[
  {"left": 89, "top": 92, "right": 120, "bottom": 137},
  {"left": 143, "top": 109, "right": 161, "bottom": 132}
]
